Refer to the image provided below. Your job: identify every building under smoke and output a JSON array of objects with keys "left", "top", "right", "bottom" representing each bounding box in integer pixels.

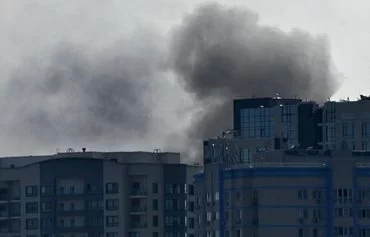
[{"left": 0, "top": 3, "right": 340, "bottom": 159}]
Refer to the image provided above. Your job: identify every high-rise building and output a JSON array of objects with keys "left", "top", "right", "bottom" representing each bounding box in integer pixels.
[
  {"left": 196, "top": 146, "right": 370, "bottom": 237},
  {"left": 321, "top": 97, "right": 370, "bottom": 151},
  {"left": 195, "top": 96, "right": 370, "bottom": 237},
  {"left": 0, "top": 150, "right": 200, "bottom": 237},
  {"left": 233, "top": 97, "right": 321, "bottom": 151}
]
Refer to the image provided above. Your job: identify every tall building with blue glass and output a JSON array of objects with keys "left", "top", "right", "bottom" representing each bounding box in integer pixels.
[{"left": 195, "top": 96, "right": 370, "bottom": 237}]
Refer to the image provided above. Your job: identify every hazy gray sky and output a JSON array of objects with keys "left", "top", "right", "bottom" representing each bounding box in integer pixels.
[
  {"left": 142, "top": 0, "right": 370, "bottom": 99},
  {"left": 1, "top": 0, "right": 369, "bottom": 99},
  {"left": 0, "top": 0, "right": 368, "bottom": 156}
]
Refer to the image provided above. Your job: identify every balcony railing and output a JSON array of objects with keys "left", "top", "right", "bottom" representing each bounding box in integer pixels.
[
  {"left": 0, "top": 211, "right": 8, "bottom": 217},
  {"left": 130, "top": 190, "right": 147, "bottom": 196},
  {"left": 224, "top": 162, "right": 327, "bottom": 170},
  {"left": 129, "top": 222, "right": 147, "bottom": 229},
  {"left": 130, "top": 206, "right": 147, "bottom": 213}
]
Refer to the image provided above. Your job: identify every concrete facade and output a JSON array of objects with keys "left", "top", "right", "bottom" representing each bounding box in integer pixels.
[
  {"left": 195, "top": 96, "right": 370, "bottom": 237},
  {"left": 195, "top": 149, "right": 370, "bottom": 237},
  {"left": 0, "top": 151, "right": 200, "bottom": 237},
  {"left": 321, "top": 99, "right": 370, "bottom": 151}
]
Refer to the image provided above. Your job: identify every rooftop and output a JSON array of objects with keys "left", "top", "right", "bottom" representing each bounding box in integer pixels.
[{"left": 0, "top": 150, "right": 182, "bottom": 169}]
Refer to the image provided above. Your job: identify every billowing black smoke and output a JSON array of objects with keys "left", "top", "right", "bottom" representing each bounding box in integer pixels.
[
  {"left": 0, "top": 3, "right": 339, "bottom": 159},
  {"left": 170, "top": 3, "right": 339, "bottom": 142}
]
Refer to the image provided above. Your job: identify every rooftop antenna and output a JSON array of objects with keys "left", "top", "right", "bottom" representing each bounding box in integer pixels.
[{"left": 66, "top": 148, "right": 74, "bottom": 153}]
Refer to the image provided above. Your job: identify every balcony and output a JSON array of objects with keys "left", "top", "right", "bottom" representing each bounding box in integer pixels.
[
  {"left": 56, "top": 190, "right": 85, "bottom": 199},
  {"left": 252, "top": 198, "right": 259, "bottom": 206},
  {"left": 129, "top": 190, "right": 147, "bottom": 198},
  {"left": 129, "top": 206, "right": 147, "bottom": 214},
  {"left": 252, "top": 217, "right": 259, "bottom": 227},
  {"left": 0, "top": 190, "right": 8, "bottom": 202},
  {"left": 129, "top": 222, "right": 147, "bottom": 229}
]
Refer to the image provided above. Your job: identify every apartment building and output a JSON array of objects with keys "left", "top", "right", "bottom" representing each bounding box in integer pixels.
[
  {"left": 321, "top": 97, "right": 370, "bottom": 151},
  {"left": 194, "top": 95, "right": 370, "bottom": 237},
  {"left": 195, "top": 148, "right": 370, "bottom": 237},
  {"left": 233, "top": 97, "right": 321, "bottom": 151},
  {"left": 0, "top": 150, "right": 200, "bottom": 237}
]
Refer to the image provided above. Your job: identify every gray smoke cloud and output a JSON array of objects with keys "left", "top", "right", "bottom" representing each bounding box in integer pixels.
[
  {"left": 170, "top": 3, "right": 340, "bottom": 141},
  {"left": 0, "top": 2, "right": 340, "bottom": 159}
]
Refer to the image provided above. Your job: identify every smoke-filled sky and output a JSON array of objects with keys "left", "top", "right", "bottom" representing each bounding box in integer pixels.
[{"left": 0, "top": 0, "right": 368, "bottom": 159}]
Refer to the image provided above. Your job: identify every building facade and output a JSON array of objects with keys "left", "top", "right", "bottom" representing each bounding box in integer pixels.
[
  {"left": 321, "top": 98, "right": 370, "bottom": 151},
  {"left": 233, "top": 97, "right": 321, "bottom": 151},
  {"left": 195, "top": 96, "right": 370, "bottom": 237},
  {"left": 195, "top": 149, "right": 370, "bottom": 237},
  {"left": 0, "top": 150, "right": 200, "bottom": 237}
]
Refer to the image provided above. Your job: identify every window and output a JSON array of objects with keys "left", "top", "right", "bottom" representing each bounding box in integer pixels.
[
  {"left": 189, "top": 185, "right": 194, "bottom": 195},
  {"left": 334, "top": 188, "right": 353, "bottom": 204},
  {"left": 215, "top": 192, "right": 219, "bottom": 201},
  {"left": 26, "top": 202, "right": 38, "bottom": 214},
  {"left": 152, "top": 199, "right": 158, "bottom": 211},
  {"left": 358, "top": 208, "right": 370, "bottom": 219},
  {"left": 188, "top": 217, "right": 195, "bottom": 229},
  {"left": 105, "top": 183, "right": 118, "bottom": 194},
  {"left": 40, "top": 201, "right": 53, "bottom": 212},
  {"left": 299, "top": 209, "right": 308, "bottom": 219},
  {"left": 189, "top": 201, "right": 194, "bottom": 212},
  {"left": 362, "top": 122, "right": 370, "bottom": 138},
  {"left": 343, "top": 123, "right": 355, "bottom": 138},
  {"left": 298, "top": 190, "right": 308, "bottom": 200},
  {"left": 165, "top": 184, "right": 172, "bottom": 194},
  {"left": 106, "top": 199, "right": 119, "bottom": 211},
  {"left": 26, "top": 218, "right": 39, "bottom": 230},
  {"left": 88, "top": 200, "right": 103, "bottom": 210},
  {"left": 106, "top": 233, "right": 118, "bottom": 237},
  {"left": 236, "top": 229, "right": 241, "bottom": 237},
  {"left": 165, "top": 199, "right": 173, "bottom": 210},
  {"left": 106, "top": 216, "right": 119, "bottom": 227},
  {"left": 25, "top": 186, "right": 38, "bottom": 197},
  {"left": 236, "top": 191, "right": 242, "bottom": 200},
  {"left": 129, "top": 232, "right": 140, "bottom": 237},
  {"left": 152, "top": 232, "right": 159, "bottom": 237},
  {"left": 40, "top": 186, "right": 53, "bottom": 196},
  {"left": 298, "top": 228, "right": 304, "bottom": 237},
  {"left": 70, "top": 218, "right": 75, "bottom": 227},
  {"left": 362, "top": 141, "right": 370, "bottom": 151},
  {"left": 153, "top": 216, "right": 158, "bottom": 227},
  {"left": 206, "top": 212, "right": 211, "bottom": 222},
  {"left": 152, "top": 183, "right": 158, "bottom": 194},
  {"left": 240, "top": 107, "right": 273, "bottom": 139},
  {"left": 334, "top": 226, "right": 353, "bottom": 236},
  {"left": 87, "top": 216, "right": 104, "bottom": 227},
  {"left": 41, "top": 218, "right": 53, "bottom": 229},
  {"left": 174, "top": 184, "right": 181, "bottom": 194},
  {"left": 312, "top": 190, "right": 323, "bottom": 200},
  {"left": 87, "top": 184, "right": 99, "bottom": 193}
]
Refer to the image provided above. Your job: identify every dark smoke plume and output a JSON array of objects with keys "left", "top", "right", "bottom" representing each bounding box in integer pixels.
[
  {"left": 0, "top": 3, "right": 340, "bottom": 160},
  {"left": 170, "top": 3, "right": 339, "bottom": 141}
]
